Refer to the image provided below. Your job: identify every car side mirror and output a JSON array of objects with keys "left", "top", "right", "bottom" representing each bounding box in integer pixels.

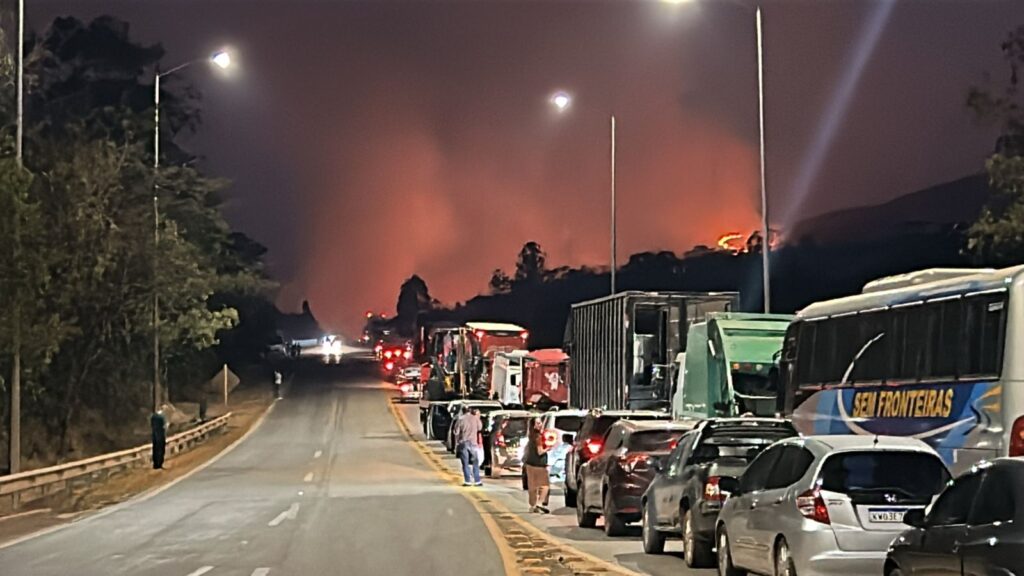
[
  {"left": 717, "top": 476, "right": 740, "bottom": 496},
  {"left": 902, "top": 509, "right": 926, "bottom": 528},
  {"left": 562, "top": 433, "right": 574, "bottom": 444}
]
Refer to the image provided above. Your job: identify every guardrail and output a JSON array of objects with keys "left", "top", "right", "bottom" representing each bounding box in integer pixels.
[{"left": 0, "top": 413, "right": 232, "bottom": 514}]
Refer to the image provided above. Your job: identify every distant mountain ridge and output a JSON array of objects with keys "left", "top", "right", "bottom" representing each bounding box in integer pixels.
[{"left": 787, "top": 174, "right": 991, "bottom": 245}]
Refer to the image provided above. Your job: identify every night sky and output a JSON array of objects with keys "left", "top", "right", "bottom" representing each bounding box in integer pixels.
[{"left": 30, "top": 0, "right": 1023, "bottom": 332}]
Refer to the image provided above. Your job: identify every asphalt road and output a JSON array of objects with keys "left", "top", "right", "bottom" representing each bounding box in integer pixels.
[{"left": 0, "top": 361, "right": 507, "bottom": 576}]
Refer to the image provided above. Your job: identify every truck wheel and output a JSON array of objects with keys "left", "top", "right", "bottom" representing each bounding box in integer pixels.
[
  {"left": 684, "top": 509, "right": 714, "bottom": 568},
  {"left": 642, "top": 500, "right": 665, "bottom": 554},
  {"left": 603, "top": 490, "right": 627, "bottom": 537}
]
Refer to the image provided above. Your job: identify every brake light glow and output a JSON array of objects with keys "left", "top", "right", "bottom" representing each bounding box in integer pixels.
[
  {"left": 704, "top": 476, "right": 728, "bottom": 502},
  {"left": 475, "top": 330, "right": 485, "bottom": 340},
  {"left": 403, "top": 351, "right": 412, "bottom": 360},
  {"left": 384, "top": 350, "right": 393, "bottom": 359},
  {"left": 1011, "top": 417, "right": 1024, "bottom": 457},
  {"left": 520, "top": 330, "right": 529, "bottom": 340},
  {"left": 584, "top": 439, "right": 603, "bottom": 456},
  {"left": 400, "top": 383, "right": 411, "bottom": 393},
  {"left": 796, "top": 489, "right": 831, "bottom": 524},
  {"left": 385, "top": 361, "right": 394, "bottom": 371}
]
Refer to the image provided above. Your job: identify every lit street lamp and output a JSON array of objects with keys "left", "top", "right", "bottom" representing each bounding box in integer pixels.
[
  {"left": 551, "top": 92, "right": 619, "bottom": 296},
  {"left": 151, "top": 50, "right": 233, "bottom": 412}
]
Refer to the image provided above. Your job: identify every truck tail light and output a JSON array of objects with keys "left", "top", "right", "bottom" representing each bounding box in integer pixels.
[
  {"left": 704, "top": 476, "right": 728, "bottom": 502},
  {"left": 1011, "top": 417, "right": 1024, "bottom": 457},
  {"left": 585, "top": 438, "right": 603, "bottom": 456},
  {"left": 796, "top": 489, "right": 831, "bottom": 525}
]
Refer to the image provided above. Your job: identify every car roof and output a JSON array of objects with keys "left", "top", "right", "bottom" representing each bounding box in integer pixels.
[
  {"left": 590, "top": 409, "right": 669, "bottom": 418},
  {"left": 491, "top": 410, "right": 535, "bottom": 418},
  {"left": 616, "top": 419, "right": 696, "bottom": 433},
  {"left": 545, "top": 409, "right": 588, "bottom": 417},
  {"left": 796, "top": 434, "right": 937, "bottom": 454}
]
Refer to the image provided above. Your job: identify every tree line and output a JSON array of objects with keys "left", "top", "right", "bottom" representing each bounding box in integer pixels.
[{"left": 0, "top": 16, "right": 273, "bottom": 467}]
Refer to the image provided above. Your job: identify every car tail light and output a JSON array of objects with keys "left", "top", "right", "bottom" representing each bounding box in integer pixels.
[
  {"left": 400, "top": 383, "right": 411, "bottom": 393},
  {"left": 1011, "top": 417, "right": 1024, "bottom": 457},
  {"left": 796, "top": 489, "right": 830, "bottom": 525},
  {"left": 403, "top": 351, "right": 412, "bottom": 359},
  {"left": 584, "top": 438, "right": 603, "bottom": 457},
  {"left": 385, "top": 361, "right": 394, "bottom": 371},
  {"left": 621, "top": 452, "right": 651, "bottom": 473},
  {"left": 384, "top": 350, "right": 393, "bottom": 359},
  {"left": 704, "top": 476, "right": 728, "bottom": 502}
]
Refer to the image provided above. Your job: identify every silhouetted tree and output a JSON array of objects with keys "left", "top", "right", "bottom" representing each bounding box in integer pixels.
[
  {"left": 515, "top": 241, "right": 547, "bottom": 284},
  {"left": 489, "top": 268, "right": 512, "bottom": 294},
  {"left": 967, "top": 25, "right": 1024, "bottom": 265},
  {"left": 396, "top": 275, "right": 432, "bottom": 336}
]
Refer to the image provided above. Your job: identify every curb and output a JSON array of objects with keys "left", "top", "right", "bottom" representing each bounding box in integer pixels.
[{"left": 387, "top": 399, "right": 642, "bottom": 576}]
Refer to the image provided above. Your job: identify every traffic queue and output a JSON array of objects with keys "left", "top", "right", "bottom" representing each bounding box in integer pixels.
[{"left": 383, "top": 265, "right": 1024, "bottom": 576}]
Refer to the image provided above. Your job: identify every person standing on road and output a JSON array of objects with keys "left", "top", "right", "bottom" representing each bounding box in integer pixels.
[
  {"left": 273, "top": 369, "right": 282, "bottom": 399},
  {"left": 524, "top": 418, "right": 551, "bottom": 513},
  {"left": 453, "top": 405, "right": 483, "bottom": 487},
  {"left": 150, "top": 406, "right": 168, "bottom": 470}
]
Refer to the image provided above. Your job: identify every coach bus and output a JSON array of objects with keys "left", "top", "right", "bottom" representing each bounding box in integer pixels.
[{"left": 781, "top": 266, "right": 1024, "bottom": 474}]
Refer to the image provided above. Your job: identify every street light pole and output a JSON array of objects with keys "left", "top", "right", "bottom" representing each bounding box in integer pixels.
[
  {"left": 610, "top": 114, "right": 617, "bottom": 295},
  {"left": 152, "top": 71, "right": 161, "bottom": 413},
  {"left": 9, "top": 0, "right": 25, "bottom": 476},
  {"left": 755, "top": 6, "right": 771, "bottom": 313},
  {"left": 149, "top": 50, "right": 231, "bottom": 413}
]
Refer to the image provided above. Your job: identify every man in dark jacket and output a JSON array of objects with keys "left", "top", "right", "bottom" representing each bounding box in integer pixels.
[{"left": 151, "top": 407, "right": 168, "bottom": 470}]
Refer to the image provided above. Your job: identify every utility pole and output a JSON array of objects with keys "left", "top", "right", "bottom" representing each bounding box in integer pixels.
[
  {"left": 756, "top": 6, "right": 771, "bottom": 313},
  {"left": 9, "top": 0, "right": 25, "bottom": 476},
  {"left": 610, "top": 114, "right": 617, "bottom": 296},
  {"left": 152, "top": 72, "right": 161, "bottom": 413}
]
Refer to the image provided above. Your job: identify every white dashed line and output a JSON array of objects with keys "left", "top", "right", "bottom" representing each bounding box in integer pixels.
[
  {"left": 267, "top": 502, "right": 300, "bottom": 527},
  {"left": 313, "top": 450, "right": 323, "bottom": 459},
  {"left": 303, "top": 472, "right": 314, "bottom": 483},
  {"left": 185, "top": 567, "right": 214, "bottom": 576},
  {"left": 251, "top": 569, "right": 271, "bottom": 576}
]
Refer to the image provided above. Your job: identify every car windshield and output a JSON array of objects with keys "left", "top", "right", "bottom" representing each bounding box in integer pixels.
[
  {"left": 628, "top": 430, "right": 684, "bottom": 452},
  {"left": 819, "top": 451, "right": 950, "bottom": 504}
]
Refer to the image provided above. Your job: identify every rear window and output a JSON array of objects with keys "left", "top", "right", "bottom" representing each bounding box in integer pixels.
[
  {"left": 500, "top": 418, "right": 529, "bottom": 437},
  {"left": 819, "top": 451, "right": 950, "bottom": 504},
  {"left": 554, "top": 415, "right": 583, "bottom": 433},
  {"left": 628, "top": 430, "right": 685, "bottom": 452}
]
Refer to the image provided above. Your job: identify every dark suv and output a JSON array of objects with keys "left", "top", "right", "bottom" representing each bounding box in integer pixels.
[
  {"left": 576, "top": 420, "right": 694, "bottom": 536},
  {"left": 564, "top": 409, "right": 669, "bottom": 507},
  {"left": 886, "top": 457, "right": 1024, "bottom": 576},
  {"left": 641, "top": 418, "right": 796, "bottom": 566}
]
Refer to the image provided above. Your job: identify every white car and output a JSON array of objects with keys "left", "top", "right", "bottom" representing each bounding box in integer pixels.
[
  {"left": 537, "top": 409, "right": 587, "bottom": 480},
  {"left": 715, "top": 435, "right": 951, "bottom": 576}
]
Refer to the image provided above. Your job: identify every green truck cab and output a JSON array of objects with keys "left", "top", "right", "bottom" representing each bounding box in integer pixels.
[{"left": 671, "top": 313, "right": 793, "bottom": 419}]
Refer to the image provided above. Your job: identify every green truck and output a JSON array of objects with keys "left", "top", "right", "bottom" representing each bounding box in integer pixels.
[{"left": 671, "top": 313, "right": 793, "bottom": 419}]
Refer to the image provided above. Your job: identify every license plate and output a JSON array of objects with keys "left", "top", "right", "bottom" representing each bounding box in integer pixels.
[{"left": 868, "top": 509, "right": 906, "bottom": 523}]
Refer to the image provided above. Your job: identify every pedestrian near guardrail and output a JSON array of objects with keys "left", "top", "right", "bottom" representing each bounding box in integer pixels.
[{"left": 150, "top": 407, "right": 168, "bottom": 470}]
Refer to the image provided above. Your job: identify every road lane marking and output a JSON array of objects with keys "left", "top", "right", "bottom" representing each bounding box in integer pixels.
[
  {"left": 251, "top": 569, "right": 271, "bottom": 576},
  {"left": 267, "top": 502, "right": 300, "bottom": 527},
  {"left": 185, "top": 568, "right": 214, "bottom": 576},
  {"left": 313, "top": 450, "right": 322, "bottom": 459},
  {"left": 385, "top": 399, "right": 639, "bottom": 576},
  {"left": 303, "top": 472, "right": 313, "bottom": 483},
  {"left": 0, "top": 400, "right": 278, "bottom": 552}
]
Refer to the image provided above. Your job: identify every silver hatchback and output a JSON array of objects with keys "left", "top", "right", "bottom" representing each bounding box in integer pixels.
[{"left": 715, "top": 435, "right": 950, "bottom": 576}]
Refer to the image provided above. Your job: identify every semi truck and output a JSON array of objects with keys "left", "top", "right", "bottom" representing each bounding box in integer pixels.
[
  {"left": 671, "top": 313, "right": 793, "bottom": 420},
  {"left": 563, "top": 291, "right": 739, "bottom": 411}
]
